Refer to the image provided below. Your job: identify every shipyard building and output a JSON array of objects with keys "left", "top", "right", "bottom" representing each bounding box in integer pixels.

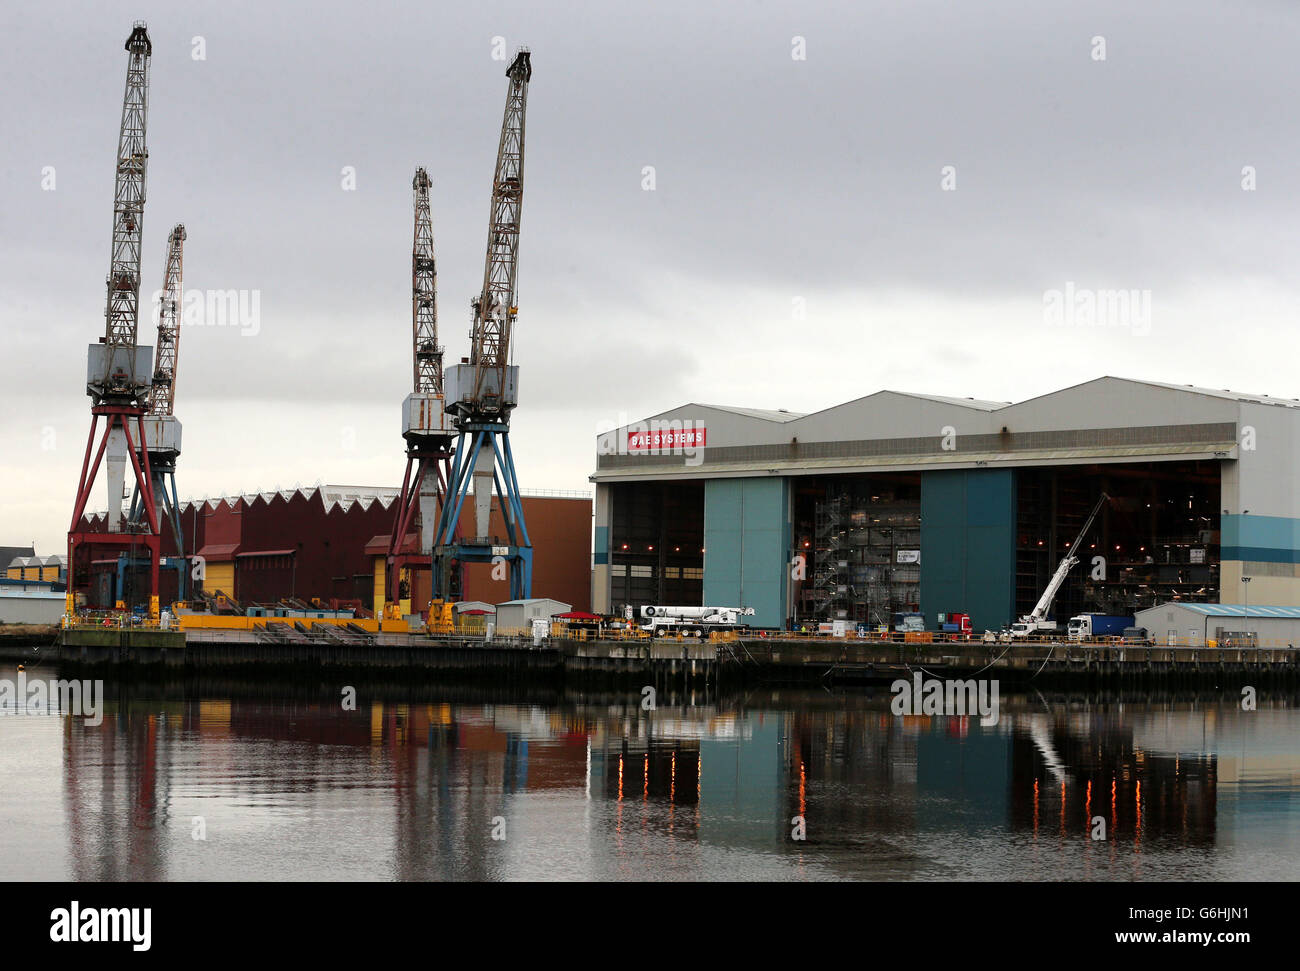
[
  {"left": 590, "top": 377, "right": 1300, "bottom": 632},
  {"left": 1, "top": 547, "right": 66, "bottom": 625},
  {"left": 77, "top": 485, "right": 592, "bottom": 614}
]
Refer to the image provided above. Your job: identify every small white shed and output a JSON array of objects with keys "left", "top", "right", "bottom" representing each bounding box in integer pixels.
[
  {"left": 1134, "top": 602, "right": 1300, "bottom": 648},
  {"left": 494, "top": 598, "right": 572, "bottom": 631}
]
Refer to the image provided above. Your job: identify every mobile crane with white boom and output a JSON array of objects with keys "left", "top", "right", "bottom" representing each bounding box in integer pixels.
[{"left": 1009, "top": 492, "right": 1109, "bottom": 638}]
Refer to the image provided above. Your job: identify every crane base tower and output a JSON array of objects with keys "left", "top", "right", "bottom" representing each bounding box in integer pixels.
[
  {"left": 431, "top": 422, "right": 532, "bottom": 602},
  {"left": 387, "top": 441, "right": 455, "bottom": 607},
  {"left": 68, "top": 404, "right": 162, "bottom": 617},
  {"left": 385, "top": 391, "right": 462, "bottom": 615}
]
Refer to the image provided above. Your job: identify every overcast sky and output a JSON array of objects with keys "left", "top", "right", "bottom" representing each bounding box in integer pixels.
[{"left": 3, "top": 0, "right": 1299, "bottom": 553}]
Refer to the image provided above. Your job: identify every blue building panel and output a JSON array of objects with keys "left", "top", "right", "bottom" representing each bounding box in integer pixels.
[
  {"left": 704, "top": 477, "right": 789, "bottom": 629},
  {"left": 920, "top": 469, "right": 1016, "bottom": 633},
  {"left": 1221, "top": 513, "right": 1300, "bottom": 564}
]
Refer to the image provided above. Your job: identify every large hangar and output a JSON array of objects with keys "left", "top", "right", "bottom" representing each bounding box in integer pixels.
[{"left": 590, "top": 377, "right": 1300, "bottom": 632}]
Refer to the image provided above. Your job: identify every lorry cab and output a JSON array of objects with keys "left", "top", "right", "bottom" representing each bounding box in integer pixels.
[
  {"left": 938, "top": 612, "right": 973, "bottom": 638},
  {"left": 1068, "top": 613, "right": 1134, "bottom": 640}
]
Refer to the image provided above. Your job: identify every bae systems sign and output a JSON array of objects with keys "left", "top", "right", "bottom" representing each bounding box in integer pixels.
[
  {"left": 626, "top": 426, "right": 707, "bottom": 451},
  {"left": 596, "top": 416, "right": 708, "bottom": 466}
]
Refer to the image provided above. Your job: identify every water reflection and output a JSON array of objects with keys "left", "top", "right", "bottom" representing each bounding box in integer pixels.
[
  {"left": 1009, "top": 712, "right": 1218, "bottom": 848},
  {"left": 6, "top": 674, "right": 1297, "bottom": 880}
]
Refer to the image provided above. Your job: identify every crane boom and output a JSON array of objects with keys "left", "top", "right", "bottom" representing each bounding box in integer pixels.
[
  {"left": 412, "top": 168, "right": 442, "bottom": 394},
  {"left": 460, "top": 48, "right": 530, "bottom": 418},
  {"left": 386, "top": 168, "right": 456, "bottom": 616},
  {"left": 148, "top": 225, "right": 186, "bottom": 415},
  {"left": 431, "top": 49, "right": 536, "bottom": 602},
  {"left": 93, "top": 21, "right": 153, "bottom": 404},
  {"left": 1027, "top": 492, "right": 1109, "bottom": 623},
  {"left": 133, "top": 222, "right": 187, "bottom": 570},
  {"left": 69, "top": 21, "right": 166, "bottom": 621}
]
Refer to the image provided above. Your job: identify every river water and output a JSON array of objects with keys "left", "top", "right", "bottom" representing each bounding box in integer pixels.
[{"left": 1, "top": 661, "right": 1296, "bottom": 881}]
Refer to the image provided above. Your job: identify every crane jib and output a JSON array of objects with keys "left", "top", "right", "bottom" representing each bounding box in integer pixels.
[
  {"left": 1026, "top": 492, "right": 1110, "bottom": 624},
  {"left": 148, "top": 225, "right": 186, "bottom": 417},
  {"left": 459, "top": 48, "right": 529, "bottom": 421},
  {"left": 428, "top": 48, "right": 535, "bottom": 603},
  {"left": 411, "top": 166, "right": 442, "bottom": 397},
  {"left": 95, "top": 21, "right": 152, "bottom": 405}
]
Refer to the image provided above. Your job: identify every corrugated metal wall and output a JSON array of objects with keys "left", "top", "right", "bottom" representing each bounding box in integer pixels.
[
  {"left": 79, "top": 489, "right": 592, "bottom": 612},
  {"left": 702, "top": 477, "right": 789, "bottom": 629},
  {"left": 456, "top": 496, "right": 592, "bottom": 610},
  {"left": 204, "top": 561, "right": 235, "bottom": 597},
  {"left": 920, "top": 469, "right": 1017, "bottom": 633}
]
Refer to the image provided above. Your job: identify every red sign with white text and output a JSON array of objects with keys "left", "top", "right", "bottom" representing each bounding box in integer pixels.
[{"left": 626, "top": 426, "right": 707, "bottom": 452}]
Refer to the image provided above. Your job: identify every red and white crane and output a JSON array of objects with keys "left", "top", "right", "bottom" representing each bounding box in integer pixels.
[
  {"left": 68, "top": 22, "right": 165, "bottom": 618},
  {"left": 386, "top": 167, "right": 455, "bottom": 614}
]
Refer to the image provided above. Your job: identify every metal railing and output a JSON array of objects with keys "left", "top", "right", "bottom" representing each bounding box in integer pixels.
[{"left": 62, "top": 612, "right": 175, "bottom": 631}]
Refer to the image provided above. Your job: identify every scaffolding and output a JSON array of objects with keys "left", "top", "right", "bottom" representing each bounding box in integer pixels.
[
  {"left": 807, "top": 486, "right": 920, "bottom": 627},
  {"left": 812, "top": 493, "right": 847, "bottom": 621}
]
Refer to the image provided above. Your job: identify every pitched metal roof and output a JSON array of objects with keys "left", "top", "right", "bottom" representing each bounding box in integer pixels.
[
  {"left": 654, "top": 377, "right": 1290, "bottom": 431},
  {"left": 898, "top": 392, "right": 1009, "bottom": 409},
  {"left": 692, "top": 404, "right": 806, "bottom": 421},
  {"left": 1, "top": 546, "right": 36, "bottom": 569},
  {"left": 196, "top": 543, "right": 241, "bottom": 559},
  {"left": 1126, "top": 379, "right": 1300, "bottom": 409}
]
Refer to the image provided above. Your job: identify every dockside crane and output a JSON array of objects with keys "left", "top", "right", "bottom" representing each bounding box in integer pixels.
[
  {"left": 146, "top": 225, "right": 186, "bottom": 418},
  {"left": 385, "top": 167, "right": 456, "bottom": 620},
  {"left": 432, "top": 49, "right": 534, "bottom": 602},
  {"left": 67, "top": 22, "right": 164, "bottom": 619},
  {"left": 127, "top": 225, "right": 188, "bottom": 598},
  {"left": 1011, "top": 492, "right": 1110, "bottom": 637}
]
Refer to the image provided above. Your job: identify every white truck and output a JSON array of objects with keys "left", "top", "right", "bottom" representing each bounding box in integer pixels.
[
  {"left": 1067, "top": 613, "right": 1133, "bottom": 640},
  {"left": 632, "top": 605, "right": 756, "bottom": 636}
]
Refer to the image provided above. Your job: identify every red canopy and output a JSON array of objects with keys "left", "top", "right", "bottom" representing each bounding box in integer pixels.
[{"left": 555, "top": 611, "right": 603, "bottom": 621}]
